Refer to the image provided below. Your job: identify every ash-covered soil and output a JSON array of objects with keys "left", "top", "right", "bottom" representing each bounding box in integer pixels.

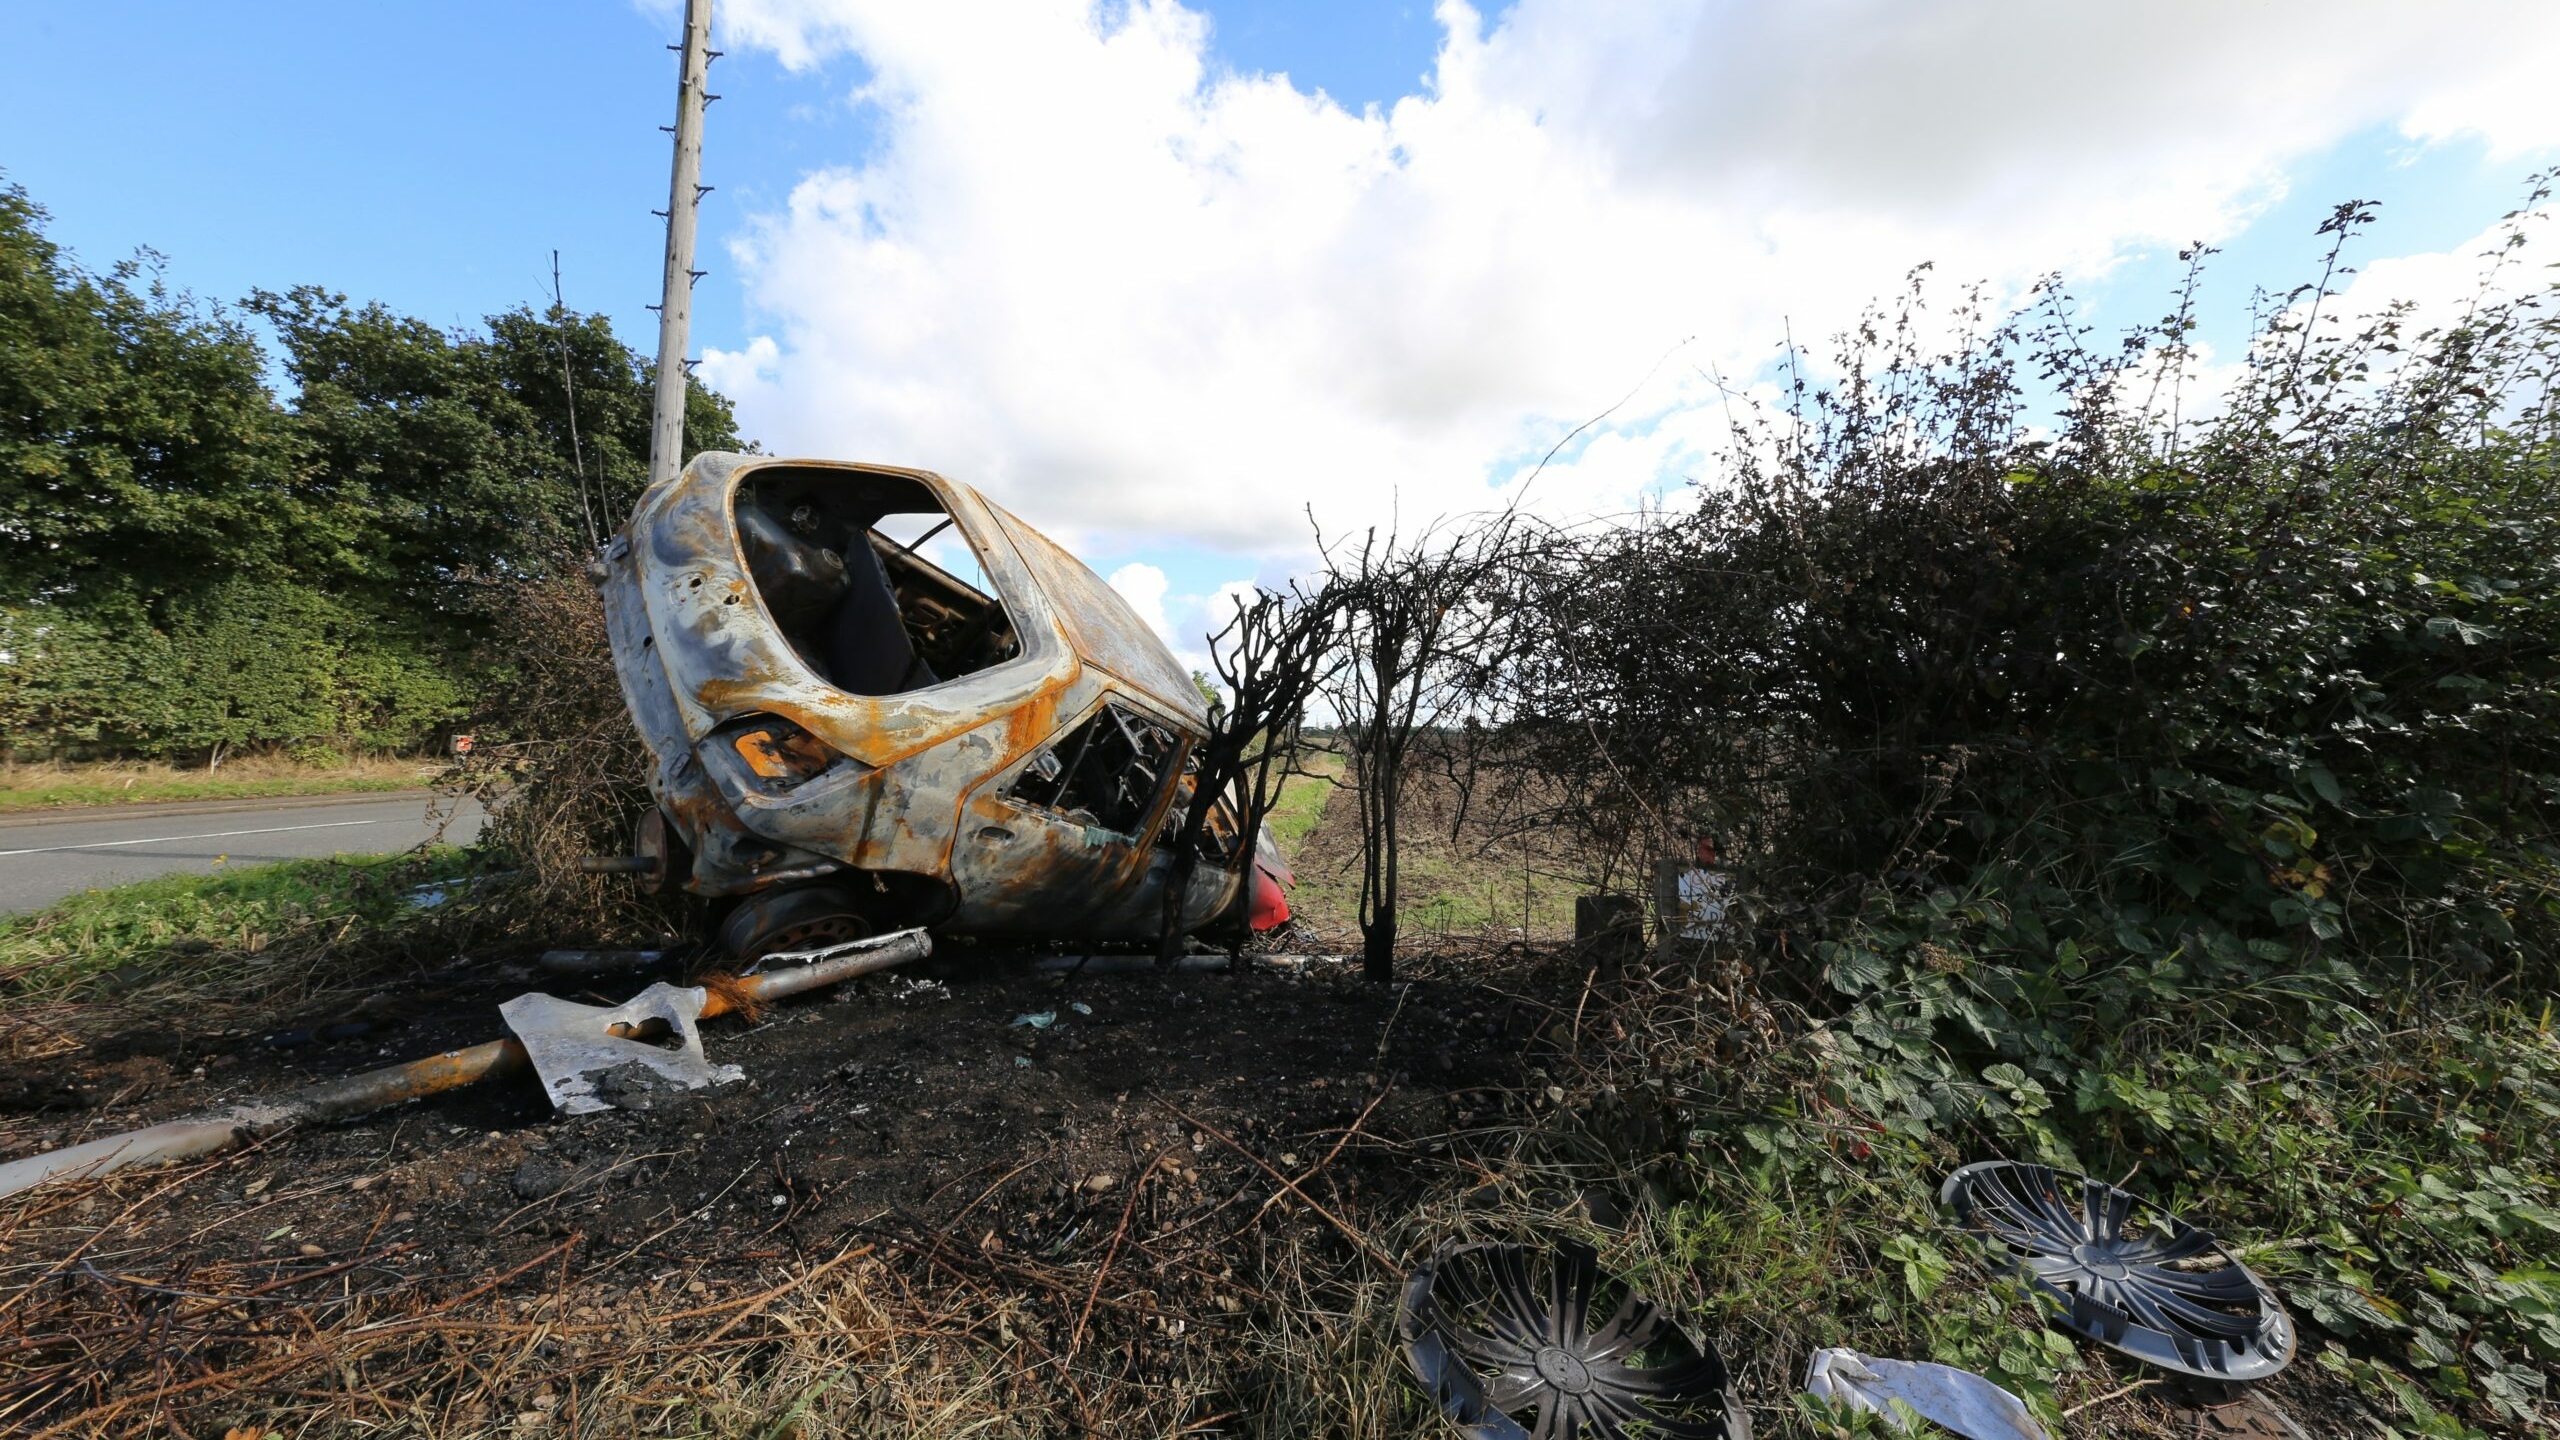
[
  {"left": 6, "top": 941, "right": 1538, "bottom": 1267},
  {"left": 0, "top": 947, "right": 2383, "bottom": 1440},
  {"left": 0, "top": 941, "right": 1556, "bottom": 1434}
]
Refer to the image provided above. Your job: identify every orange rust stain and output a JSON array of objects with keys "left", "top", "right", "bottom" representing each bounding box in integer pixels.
[
  {"left": 317, "top": 1040, "right": 531, "bottom": 1110},
  {"left": 666, "top": 798, "right": 717, "bottom": 829},
  {"left": 733, "top": 724, "right": 833, "bottom": 781},
  {"left": 693, "top": 676, "right": 790, "bottom": 713},
  {"left": 1000, "top": 688, "right": 1067, "bottom": 760}
]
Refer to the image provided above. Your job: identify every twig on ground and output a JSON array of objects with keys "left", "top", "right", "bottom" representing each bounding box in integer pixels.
[
  {"left": 1149, "top": 1098, "right": 1393, "bottom": 1269},
  {"left": 1069, "top": 1147, "right": 1172, "bottom": 1359},
  {"left": 2063, "top": 1377, "right": 2159, "bottom": 1417},
  {"left": 1253, "top": 1082, "right": 1394, "bottom": 1224}
]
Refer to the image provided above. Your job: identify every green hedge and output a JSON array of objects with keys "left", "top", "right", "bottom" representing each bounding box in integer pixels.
[{"left": 0, "top": 581, "right": 465, "bottom": 758}]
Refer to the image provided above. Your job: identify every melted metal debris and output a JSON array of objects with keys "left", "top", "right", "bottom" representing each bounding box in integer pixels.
[{"left": 499, "top": 982, "right": 745, "bottom": 1116}]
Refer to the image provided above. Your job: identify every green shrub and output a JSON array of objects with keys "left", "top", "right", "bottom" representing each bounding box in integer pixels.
[
  {"left": 0, "top": 174, "right": 747, "bottom": 761},
  {"left": 1505, "top": 191, "right": 2560, "bottom": 1433},
  {"left": 0, "top": 580, "right": 466, "bottom": 759}
]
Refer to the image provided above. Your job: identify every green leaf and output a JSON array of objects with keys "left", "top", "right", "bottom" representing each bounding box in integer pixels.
[
  {"left": 2305, "top": 765, "right": 2345, "bottom": 806},
  {"left": 1880, "top": 1234, "right": 1950, "bottom": 1301}
]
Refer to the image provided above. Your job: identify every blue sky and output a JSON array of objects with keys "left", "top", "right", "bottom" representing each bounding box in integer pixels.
[
  {"left": 5, "top": 2, "right": 853, "bottom": 370},
  {"left": 6, "top": 2, "right": 2554, "bottom": 658},
  {"left": 2, "top": 2, "right": 1451, "bottom": 372},
  {"left": 2081, "top": 129, "right": 2543, "bottom": 362}
]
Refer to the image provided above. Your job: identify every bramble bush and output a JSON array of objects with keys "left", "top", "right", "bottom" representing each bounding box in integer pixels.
[{"left": 1495, "top": 187, "right": 2560, "bottom": 1433}]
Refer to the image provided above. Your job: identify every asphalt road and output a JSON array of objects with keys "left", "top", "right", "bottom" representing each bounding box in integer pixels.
[{"left": 0, "top": 791, "right": 484, "bottom": 915}]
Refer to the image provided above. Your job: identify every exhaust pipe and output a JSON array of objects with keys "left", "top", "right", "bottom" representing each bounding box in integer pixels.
[{"left": 576, "top": 855, "right": 655, "bottom": 875}]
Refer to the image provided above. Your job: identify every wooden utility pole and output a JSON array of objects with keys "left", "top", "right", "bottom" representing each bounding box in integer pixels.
[{"left": 648, "top": 0, "right": 715, "bottom": 490}]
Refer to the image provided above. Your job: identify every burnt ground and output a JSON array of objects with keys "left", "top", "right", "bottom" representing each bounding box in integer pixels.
[
  {"left": 0, "top": 764, "right": 2397, "bottom": 1439},
  {"left": 0, "top": 942, "right": 2382, "bottom": 1440},
  {"left": 0, "top": 936, "right": 1564, "bottom": 1437}
]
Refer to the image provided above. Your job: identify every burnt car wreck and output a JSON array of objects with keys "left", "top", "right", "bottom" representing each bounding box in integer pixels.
[{"left": 591, "top": 452, "right": 1288, "bottom": 960}]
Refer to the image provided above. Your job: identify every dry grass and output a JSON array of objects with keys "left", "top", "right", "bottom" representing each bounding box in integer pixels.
[
  {"left": 0, "top": 1075, "right": 1462, "bottom": 1439},
  {"left": 0, "top": 1180, "right": 1087, "bottom": 1439},
  {"left": 446, "top": 569, "right": 685, "bottom": 948}
]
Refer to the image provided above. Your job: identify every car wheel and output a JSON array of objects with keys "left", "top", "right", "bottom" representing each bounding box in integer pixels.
[{"left": 718, "top": 884, "right": 874, "bottom": 965}]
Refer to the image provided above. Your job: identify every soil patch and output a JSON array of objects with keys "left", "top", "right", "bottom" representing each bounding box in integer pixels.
[{"left": 0, "top": 942, "right": 1559, "bottom": 1435}]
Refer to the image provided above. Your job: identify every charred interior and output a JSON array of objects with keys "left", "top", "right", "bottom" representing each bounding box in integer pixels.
[
  {"left": 733, "top": 466, "right": 1019, "bottom": 696},
  {"left": 1004, "top": 703, "right": 1180, "bottom": 835},
  {"left": 1162, "top": 758, "right": 1247, "bottom": 865}
]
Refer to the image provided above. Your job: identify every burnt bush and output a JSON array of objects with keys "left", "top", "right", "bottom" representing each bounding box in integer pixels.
[{"left": 449, "top": 561, "right": 683, "bottom": 945}]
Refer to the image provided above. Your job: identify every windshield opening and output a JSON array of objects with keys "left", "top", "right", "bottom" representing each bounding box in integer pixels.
[{"left": 733, "top": 468, "right": 1020, "bottom": 696}]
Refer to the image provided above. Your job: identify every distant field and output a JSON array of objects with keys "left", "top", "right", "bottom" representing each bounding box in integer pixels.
[
  {"left": 1259, "top": 749, "right": 1342, "bottom": 855},
  {"left": 0, "top": 756, "right": 439, "bottom": 812},
  {"left": 1278, "top": 746, "right": 1588, "bottom": 944}
]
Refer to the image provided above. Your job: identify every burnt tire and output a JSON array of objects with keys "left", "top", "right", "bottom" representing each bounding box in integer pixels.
[{"left": 718, "top": 884, "right": 874, "bottom": 965}]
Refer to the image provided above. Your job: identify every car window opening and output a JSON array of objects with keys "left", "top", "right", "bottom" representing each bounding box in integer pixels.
[
  {"left": 733, "top": 468, "right": 1019, "bottom": 696},
  {"left": 1004, "top": 703, "right": 1178, "bottom": 836}
]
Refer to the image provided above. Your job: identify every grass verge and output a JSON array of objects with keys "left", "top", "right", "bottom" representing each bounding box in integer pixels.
[
  {"left": 1262, "top": 751, "right": 1343, "bottom": 856},
  {"left": 0, "top": 756, "right": 439, "bottom": 813},
  {"left": 0, "top": 847, "right": 473, "bottom": 1003}
]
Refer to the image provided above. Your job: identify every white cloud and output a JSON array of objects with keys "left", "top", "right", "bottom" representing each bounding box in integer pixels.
[
  {"left": 2323, "top": 210, "right": 2557, "bottom": 334},
  {"left": 1203, "top": 578, "right": 1260, "bottom": 628},
  {"left": 1106, "top": 565, "right": 1278, "bottom": 679},
  {"left": 1104, "top": 560, "right": 1173, "bottom": 646},
  {"left": 701, "top": 0, "right": 2560, "bottom": 563},
  {"left": 1177, "top": 577, "right": 1262, "bottom": 675}
]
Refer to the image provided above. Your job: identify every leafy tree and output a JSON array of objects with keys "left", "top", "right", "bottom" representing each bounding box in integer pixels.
[
  {"left": 0, "top": 181, "right": 299, "bottom": 604},
  {"left": 246, "top": 286, "right": 558, "bottom": 608},
  {"left": 0, "top": 174, "right": 749, "bottom": 760},
  {"left": 248, "top": 287, "right": 746, "bottom": 612},
  {"left": 477, "top": 302, "right": 744, "bottom": 544}
]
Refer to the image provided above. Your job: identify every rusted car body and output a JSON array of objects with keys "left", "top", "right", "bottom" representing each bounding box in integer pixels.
[{"left": 595, "top": 452, "right": 1277, "bottom": 958}]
